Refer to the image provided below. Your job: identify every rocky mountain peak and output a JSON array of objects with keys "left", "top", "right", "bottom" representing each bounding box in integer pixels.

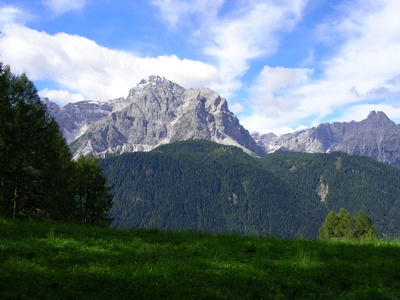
[
  {"left": 367, "top": 110, "right": 377, "bottom": 118},
  {"left": 66, "top": 78, "right": 265, "bottom": 158},
  {"left": 367, "top": 110, "right": 391, "bottom": 120},
  {"left": 253, "top": 111, "right": 400, "bottom": 164},
  {"left": 362, "top": 110, "right": 395, "bottom": 129}
]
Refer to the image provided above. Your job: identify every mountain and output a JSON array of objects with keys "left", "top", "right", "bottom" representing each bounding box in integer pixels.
[
  {"left": 52, "top": 76, "right": 265, "bottom": 158},
  {"left": 43, "top": 77, "right": 400, "bottom": 164},
  {"left": 42, "top": 97, "right": 131, "bottom": 144},
  {"left": 99, "top": 140, "right": 400, "bottom": 238},
  {"left": 253, "top": 111, "right": 400, "bottom": 164}
]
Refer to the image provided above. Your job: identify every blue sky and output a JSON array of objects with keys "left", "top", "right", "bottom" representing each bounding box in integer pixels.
[{"left": 1, "top": 0, "right": 400, "bottom": 134}]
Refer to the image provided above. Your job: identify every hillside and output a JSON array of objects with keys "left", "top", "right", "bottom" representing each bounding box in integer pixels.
[
  {"left": 261, "top": 151, "right": 400, "bottom": 239},
  {"left": 1, "top": 218, "right": 400, "bottom": 299},
  {"left": 99, "top": 140, "right": 322, "bottom": 238},
  {"left": 100, "top": 140, "right": 400, "bottom": 239}
]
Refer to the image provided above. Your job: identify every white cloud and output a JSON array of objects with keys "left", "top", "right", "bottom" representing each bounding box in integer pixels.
[
  {"left": 152, "top": 0, "right": 309, "bottom": 97},
  {"left": 240, "top": 112, "right": 302, "bottom": 135},
  {"left": 39, "top": 88, "right": 85, "bottom": 105},
  {"left": 0, "top": 24, "right": 219, "bottom": 102},
  {"left": 0, "top": 6, "right": 31, "bottom": 27},
  {"left": 256, "top": 66, "right": 313, "bottom": 92},
  {"left": 229, "top": 102, "right": 245, "bottom": 114},
  {"left": 246, "top": 66, "right": 313, "bottom": 119},
  {"left": 206, "top": 0, "right": 308, "bottom": 96},
  {"left": 243, "top": 0, "right": 400, "bottom": 134},
  {"left": 336, "top": 104, "right": 400, "bottom": 125},
  {"left": 151, "top": 0, "right": 224, "bottom": 30},
  {"left": 42, "top": 0, "right": 87, "bottom": 15}
]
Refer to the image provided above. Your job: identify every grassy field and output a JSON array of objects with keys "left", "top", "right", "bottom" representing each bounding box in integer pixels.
[{"left": 1, "top": 218, "right": 400, "bottom": 299}]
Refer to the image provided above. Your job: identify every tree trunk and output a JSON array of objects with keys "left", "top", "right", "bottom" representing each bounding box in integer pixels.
[{"left": 12, "top": 184, "right": 18, "bottom": 219}]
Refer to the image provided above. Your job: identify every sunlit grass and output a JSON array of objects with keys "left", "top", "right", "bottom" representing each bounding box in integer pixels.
[{"left": 1, "top": 218, "right": 400, "bottom": 299}]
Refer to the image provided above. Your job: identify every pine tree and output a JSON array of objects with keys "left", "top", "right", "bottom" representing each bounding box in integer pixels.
[
  {"left": 335, "top": 208, "right": 354, "bottom": 239},
  {"left": 75, "top": 156, "right": 113, "bottom": 227},
  {"left": 319, "top": 210, "right": 339, "bottom": 240},
  {"left": 0, "top": 64, "right": 76, "bottom": 220},
  {"left": 319, "top": 208, "right": 378, "bottom": 240},
  {"left": 354, "top": 210, "right": 379, "bottom": 240}
]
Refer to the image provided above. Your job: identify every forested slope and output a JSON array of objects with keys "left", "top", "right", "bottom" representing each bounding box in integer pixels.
[
  {"left": 261, "top": 152, "right": 400, "bottom": 238},
  {"left": 100, "top": 140, "right": 400, "bottom": 239},
  {"left": 99, "top": 140, "right": 322, "bottom": 238}
]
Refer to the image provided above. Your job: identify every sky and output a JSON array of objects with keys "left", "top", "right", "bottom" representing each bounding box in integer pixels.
[{"left": 1, "top": 0, "right": 400, "bottom": 135}]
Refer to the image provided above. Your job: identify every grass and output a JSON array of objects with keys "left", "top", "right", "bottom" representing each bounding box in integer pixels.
[{"left": 1, "top": 218, "right": 400, "bottom": 299}]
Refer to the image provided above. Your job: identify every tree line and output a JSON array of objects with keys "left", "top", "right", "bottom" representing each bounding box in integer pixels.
[{"left": 0, "top": 63, "right": 112, "bottom": 226}]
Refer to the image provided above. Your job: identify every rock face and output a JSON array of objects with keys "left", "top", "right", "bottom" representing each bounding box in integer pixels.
[
  {"left": 67, "top": 76, "right": 264, "bottom": 158},
  {"left": 42, "top": 97, "right": 130, "bottom": 143},
  {"left": 253, "top": 111, "right": 400, "bottom": 164},
  {"left": 44, "top": 77, "right": 400, "bottom": 164}
]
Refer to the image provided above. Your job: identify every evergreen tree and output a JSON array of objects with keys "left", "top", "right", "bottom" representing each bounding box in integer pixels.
[
  {"left": 319, "top": 210, "right": 339, "bottom": 240},
  {"left": 354, "top": 210, "right": 379, "bottom": 240},
  {"left": 319, "top": 208, "right": 378, "bottom": 240},
  {"left": 335, "top": 208, "right": 354, "bottom": 239},
  {"left": 0, "top": 64, "right": 76, "bottom": 220},
  {"left": 75, "top": 156, "right": 113, "bottom": 227}
]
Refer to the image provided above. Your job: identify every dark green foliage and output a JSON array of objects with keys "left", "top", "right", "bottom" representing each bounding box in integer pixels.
[
  {"left": 0, "top": 64, "right": 76, "bottom": 221},
  {"left": 336, "top": 208, "right": 355, "bottom": 239},
  {"left": 319, "top": 208, "right": 378, "bottom": 240},
  {"left": 99, "top": 140, "right": 320, "bottom": 238},
  {"left": 100, "top": 144, "right": 400, "bottom": 239},
  {"left": 1, "top": 218, "right": 400, "bottom": 299},
  {"left": 318, "top": 210, "right": 340, "bottom": 240},
  {"left": 75, "top": 156, "right": 113, "bottom": 226},
  {"left": 0, "top": 64, "right": 113, "bottom": 226},
  {"left": 261, "top": 151, "right": 400, "bottom": 239},
  {"left": 354, "top": 210, "right": 379, "bottom": 240}
]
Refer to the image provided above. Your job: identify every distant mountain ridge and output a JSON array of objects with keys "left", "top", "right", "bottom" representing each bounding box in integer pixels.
[
  {"left": 43, "top": 78, "right": 400, "bottom": 164},
  {"left": 253, "top": 111, "right": 400, "bottom": 164}
]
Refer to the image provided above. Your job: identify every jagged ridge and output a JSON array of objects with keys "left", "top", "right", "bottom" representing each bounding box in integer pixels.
[
  {"left": 66, "top": 76, "right": 264, "bottom": 158},
  {"left": 253, "top": 111, "right": 400, "bottom": 164}
]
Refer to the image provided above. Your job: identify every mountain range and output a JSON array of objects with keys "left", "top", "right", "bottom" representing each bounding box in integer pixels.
[
  {"left": 44, "top": 76, "right": 400, "bottom": 164},
  {"left": 253, "top": 110, "right": 400, "bottom": 164},
  {"left": 41, "top": 77, "right": 400, "bottom": 238}
]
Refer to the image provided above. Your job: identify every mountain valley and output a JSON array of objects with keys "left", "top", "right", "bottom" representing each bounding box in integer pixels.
[{"left": 42, "top": 77, "right": 400, "bottom": 238}]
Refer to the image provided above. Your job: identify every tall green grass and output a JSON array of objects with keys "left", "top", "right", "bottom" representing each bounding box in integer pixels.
[{"left": 1, "top": 218, "right": 400, "bottom": 299}]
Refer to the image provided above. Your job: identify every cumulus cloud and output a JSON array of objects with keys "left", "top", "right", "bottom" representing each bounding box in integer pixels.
[
  {"left": 0, "top": 6, "right": 31, "bottom": 27},
  {"left": 39, "top": 88, "right": 85, "bottom": 105},
  {"left": 229, "top": 102, "right": 245, "bottom": 114},
  {"left": 0, "top": 24, "right": 219, "bottom": 103},
  {"left": 246, "top": 66, "right": 313, "bottom": 119},
  {"left": 42, "top": 0, "right": 87, "bottom": 15},
  {"left": 242, "top": 0, "right": 400, "bottom": 134},
  {"left": 256, "top": 66, "right": 313, "bottom": 92}
]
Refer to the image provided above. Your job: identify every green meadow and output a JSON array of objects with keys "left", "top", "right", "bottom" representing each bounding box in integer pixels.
[{"left": 1, "top": 218, "right": 400, "bottom": 299}]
